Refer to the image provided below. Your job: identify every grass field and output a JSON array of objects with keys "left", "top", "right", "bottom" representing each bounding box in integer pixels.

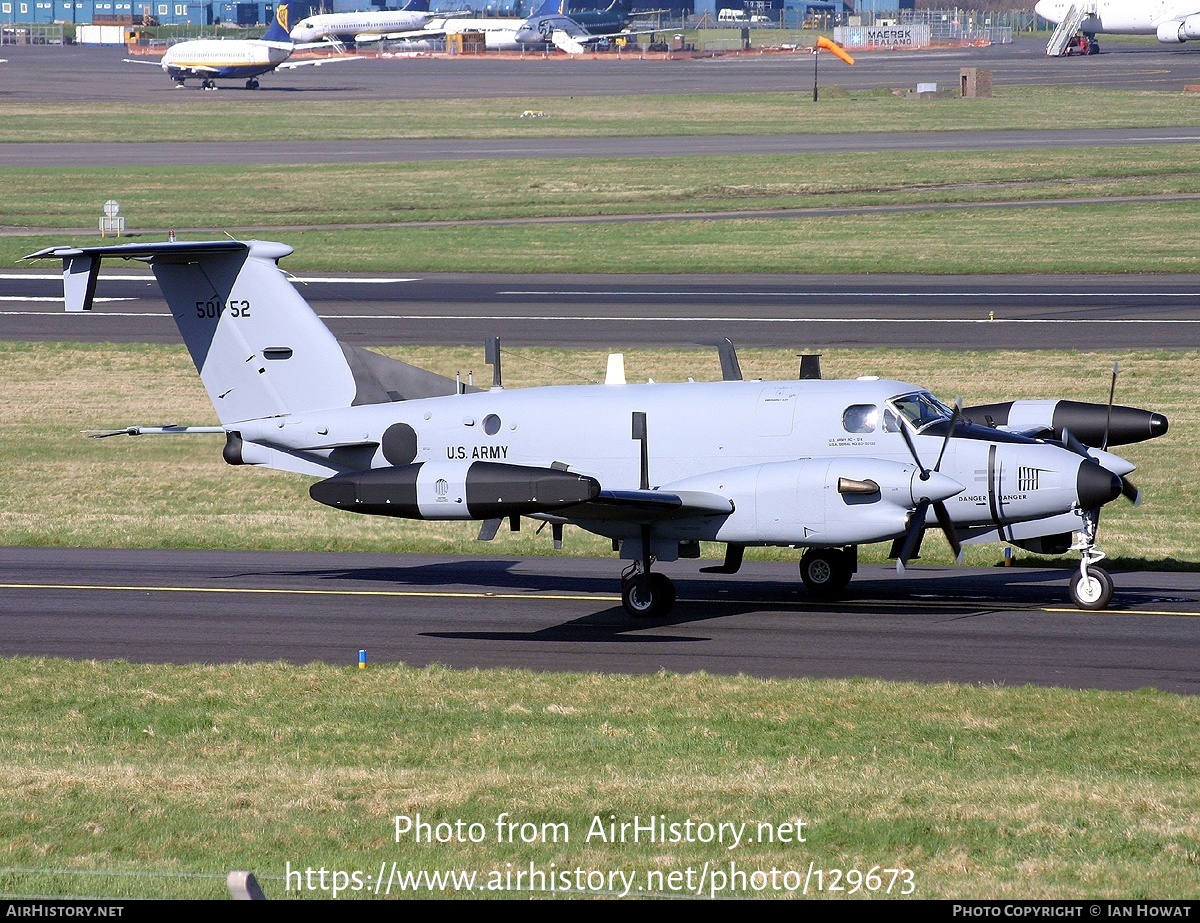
[
  {"left": 0, "top": 659, "right": 1196, "bottom": 899},
  {"left": 2, "top": 76, "right": 1198, "bottom": 901}
]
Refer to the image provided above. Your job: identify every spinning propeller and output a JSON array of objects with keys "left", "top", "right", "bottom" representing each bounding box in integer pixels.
[
  {"left": 1063, "top": 363, "right": 1141, "bottom": 507},
  {"left": 896, "top": 398, "right": 964, "bottom": 573}
]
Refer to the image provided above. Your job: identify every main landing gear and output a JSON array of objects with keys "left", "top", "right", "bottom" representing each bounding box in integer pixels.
[
  {"left": 245, "top": 78, "right": 260, "bottom": 89},
  {"left": 201, "top": 78, "right": 217, "bottom": 90},
  {"left": 799, "top": 547, "right": 855, "bottom": 598},
  {"left": 620, "top": 568, "right": 676, "bottom": 619}
]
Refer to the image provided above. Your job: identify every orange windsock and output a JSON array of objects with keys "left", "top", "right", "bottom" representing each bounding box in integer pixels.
[{"left": 816, "top": 35, "right": 855, "bottom": 65}]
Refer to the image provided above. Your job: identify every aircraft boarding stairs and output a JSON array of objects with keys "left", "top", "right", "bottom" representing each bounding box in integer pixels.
[{"left": 1045, "top": 3, "right": 1095, "bottom": 55}]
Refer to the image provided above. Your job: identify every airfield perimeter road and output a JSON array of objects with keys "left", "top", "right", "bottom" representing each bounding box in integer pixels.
[{"left": 1, "top": 39, "right": 1197, "bottom": 688}]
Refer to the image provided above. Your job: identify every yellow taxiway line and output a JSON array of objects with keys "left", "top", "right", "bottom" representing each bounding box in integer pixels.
[{"left": 1, "top": 582, "right": 1195, "bottom": 617}]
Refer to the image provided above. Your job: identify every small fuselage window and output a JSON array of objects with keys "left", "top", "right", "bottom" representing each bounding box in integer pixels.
[{"left": 842, "top": 404, "right": 878, "bottom": 433}]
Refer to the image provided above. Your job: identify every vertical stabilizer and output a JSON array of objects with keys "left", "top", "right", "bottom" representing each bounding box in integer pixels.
[
  {"left": 261, "top": 1, "right": 293, "bottom": 42},
  {"left": 28, "top": 239, "right": 358, "bottom": 424},
  {"left": 25, "top": 237, "right": 468, "bottom": 427}
]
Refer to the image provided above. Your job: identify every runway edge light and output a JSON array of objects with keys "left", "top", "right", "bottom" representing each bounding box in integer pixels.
[{"left": 359, "top": 649, "right": 367, "bottom": 670}]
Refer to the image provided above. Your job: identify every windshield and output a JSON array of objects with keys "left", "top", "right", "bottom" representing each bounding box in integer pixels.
[{"left": 887, "top": 391, "right": 954, "bottom": 434}]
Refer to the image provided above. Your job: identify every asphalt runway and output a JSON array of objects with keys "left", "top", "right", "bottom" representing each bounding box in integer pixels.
[
  {"left": 3, "top": 269, "right": 1199, "bottom": 350},
  {"left": 2, "top": 547, "right": 1197, "bottom": 692},
  {"left": 2, "top": 36, "right": 1200, "bottom": 106}
]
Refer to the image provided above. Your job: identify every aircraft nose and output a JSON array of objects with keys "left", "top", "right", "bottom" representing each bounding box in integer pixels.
[
  {"left": 1076, "top": 460, "right": 1122, "bottom": 509},
  {"left": 913, "top": 470, "right": 963, "bottom": 505},
  {"left": 1033, "top": 0, "right": 1053, "bottom": 18}
]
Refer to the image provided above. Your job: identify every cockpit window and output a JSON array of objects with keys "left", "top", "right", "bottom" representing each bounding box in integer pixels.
[
  {"left": 842, "top": 404, "right": 878, "bottom": 433},
  {"left": 887, "top": 391, "right": 954, "bottom": 434}
]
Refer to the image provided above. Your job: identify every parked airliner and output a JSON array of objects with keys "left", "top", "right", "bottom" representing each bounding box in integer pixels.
[
  {"left": 1036, "top": 0, "right": 1200, "bottom": 43},
  {"left": 128, "top": 3, "right": 353, "bottom": 89}
]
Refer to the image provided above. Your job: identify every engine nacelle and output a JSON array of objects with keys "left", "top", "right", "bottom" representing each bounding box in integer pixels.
[
  {"left": 665, "top": 457, "right": 962, "bottom": 546},
  {"left": 1157, "top": 20, "right": 1187, "bottom": 42},
  {"left": 963, "top": 399, "right": 1168, "bottom": 447}
]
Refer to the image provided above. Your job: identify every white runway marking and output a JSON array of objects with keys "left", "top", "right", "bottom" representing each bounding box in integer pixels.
[
  {"left": 0, "top": 311, "right": 1197, "bottom": 325},
  {"left": 0, "top": 297, "right": 135, "bottom": 305},
  {"left": 499, "top": 289, "right": 1200, "bottom": 298},
  {"left": 0, "top": 273, "right": 418, "bottom": 284}
]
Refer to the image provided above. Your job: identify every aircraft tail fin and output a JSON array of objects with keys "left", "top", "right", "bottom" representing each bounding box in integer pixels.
[
  {"left": 25, "top": 238, "right": 463, "bottom": 425},
  {"left": 531, "top": 0, "right": 561, "bottom": 17},
  {"left": 262, "top": 1, "right": 293, "bottom": 42},
  {"left": 400, "top": 0, "right": 430, "bottom": 10}
]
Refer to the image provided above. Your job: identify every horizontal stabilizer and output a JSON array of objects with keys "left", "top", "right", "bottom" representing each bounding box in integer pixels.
[{"left": 25, "top": 240, "right": 249, "bottom": 314}]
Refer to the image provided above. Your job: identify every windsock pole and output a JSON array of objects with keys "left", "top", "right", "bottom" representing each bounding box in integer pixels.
[{"left": 812, "top": 35, "right": 855, "bottom": 102}]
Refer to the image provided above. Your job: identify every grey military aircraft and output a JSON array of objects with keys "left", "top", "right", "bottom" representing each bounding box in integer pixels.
[{"left": 26, "top": 238, "right": 1168, "bottom": 617}]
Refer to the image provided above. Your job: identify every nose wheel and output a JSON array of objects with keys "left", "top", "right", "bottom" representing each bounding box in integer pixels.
[{"left": 1070, "top": 564, "right": 1113, "bottom": 610}]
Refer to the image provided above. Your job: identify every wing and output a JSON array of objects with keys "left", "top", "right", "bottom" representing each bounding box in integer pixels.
[
  {"left": 276, "top": 55, "right": 363, "bottom": 69},
  {"left": 123, "top": 57, "right": 165, "bottom": 67},
  {"left": 559, "top": 488, "right": 733, "bottom": 523}
]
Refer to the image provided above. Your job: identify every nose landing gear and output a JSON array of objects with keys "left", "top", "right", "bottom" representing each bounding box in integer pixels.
[{"left": 1068, "top": 511, "right": 1113, "bottom": 610}]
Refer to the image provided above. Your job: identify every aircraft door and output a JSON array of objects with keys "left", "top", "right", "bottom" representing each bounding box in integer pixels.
[{"left": 755, "top": 386, "right": 799, "bottom": 436}]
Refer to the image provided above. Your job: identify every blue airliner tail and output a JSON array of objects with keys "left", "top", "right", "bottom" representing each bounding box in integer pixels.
[{"left": 261, "top": 2, "right": 293, "bottom": 42}]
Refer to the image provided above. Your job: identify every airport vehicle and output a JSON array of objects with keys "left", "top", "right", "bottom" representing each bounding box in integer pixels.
[
  {"left": 129, "top": 3, "right": 351, "bottom": 89},
  {"left": 1036, "top": 0, "right": 1200, "bottom": 46},
  {"left": 25, "top": 238, "right": 1167, "bottom": 617},
  {"left": 289, "top": 1, "right": 434, "bottom": 44}
]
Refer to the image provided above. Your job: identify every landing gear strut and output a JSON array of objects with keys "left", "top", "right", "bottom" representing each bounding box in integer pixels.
[
  {"left": 1068, "top": 511, "right": 1113, "bottom": 610},
  {"left": 620, "top": 528, "right": 676, "bottom": 618}
]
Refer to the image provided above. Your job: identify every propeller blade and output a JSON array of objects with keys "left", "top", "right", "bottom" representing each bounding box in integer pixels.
[
  {"left": 1102, "top": 361, "right": 1118, "bottom": 452},
  {"left": 899, "top": 423, "right": 929, "bottom": 480},
  {"left": 933, "top": 397, "right": 963, "bottom": 473},
  {"left": 1121, "top": 476, "right": 1142, "bottom": 506},
  {"left": 1060, "top": 427, "right": 1090, "bottom": 458},
  {"left": 932, "top": 500, "right": 963, "bottom": 563},
  {"left": 896, "top": 500, "right": 930, "bottom": 574}
]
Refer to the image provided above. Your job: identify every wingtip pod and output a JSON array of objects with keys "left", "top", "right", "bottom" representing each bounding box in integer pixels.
[{"left": 816, "top": 35, "right": 855, "bottom": 65}]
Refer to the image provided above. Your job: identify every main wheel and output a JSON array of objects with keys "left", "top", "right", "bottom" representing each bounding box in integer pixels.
[
  {"left": 621, "top": 573, "right": 676, "bottom": 619},
  {"left": 1069, "top": 565, "right": 1113, "bottom": 610},
  {"left": 799, "top": 549, "right": 852, "bottom": 598}
]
